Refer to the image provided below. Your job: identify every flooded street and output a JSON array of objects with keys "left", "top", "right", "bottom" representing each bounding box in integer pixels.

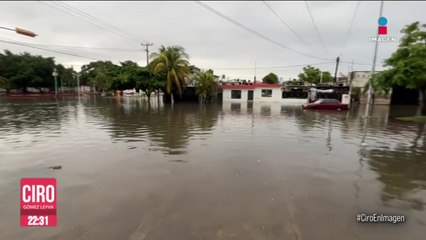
[{"left": 0, "top": 97, "right": 425, "bottom": 240}]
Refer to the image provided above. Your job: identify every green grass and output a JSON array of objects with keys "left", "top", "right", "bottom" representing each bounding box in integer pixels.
[{"left": 396, "top": 116, "right": 426, "bottom": 123}]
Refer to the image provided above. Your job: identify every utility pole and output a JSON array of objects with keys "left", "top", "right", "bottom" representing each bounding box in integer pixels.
[
  {"left": 320, "top": 71, "right": 323, "bottom": 84},
  {"left": 142, "top": 43, "right": 154, "bottom": 66},
  {"left": 364, "top": 0, "right": 384, "bottom": 118},
  {"left": 333, "top": 56, "right": 340, "bottom": 85}
]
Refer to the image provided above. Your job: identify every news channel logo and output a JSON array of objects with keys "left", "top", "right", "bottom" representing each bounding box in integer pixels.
[{"left": 370, "top": 17, "right": 397, "bottom": 43}]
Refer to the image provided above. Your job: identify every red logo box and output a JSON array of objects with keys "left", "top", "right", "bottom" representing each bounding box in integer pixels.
[
  {"left": 378, "top": 26, "right": 387, "bottom": 35},
  {"left": 20, "top": 178, "right": 57, "bottom": 227}
]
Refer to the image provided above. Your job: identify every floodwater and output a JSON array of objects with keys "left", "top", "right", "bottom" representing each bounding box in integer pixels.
[{"left": 0, "top": 97, "right": 425, "bottom": 240}]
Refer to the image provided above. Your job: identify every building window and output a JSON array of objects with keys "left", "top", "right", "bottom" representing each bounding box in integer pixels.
[
  {"left": 231, "top": 90, "right": 241, "bottom": 99},
  {"left": 261, "top": 89, "right": 272, "bottom": 97}
]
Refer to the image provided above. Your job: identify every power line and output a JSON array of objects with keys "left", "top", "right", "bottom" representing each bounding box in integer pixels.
[
  {"left": 340, "top": 1, "right": 361, "bottom": 57},
  {"left": 210, "top": 61, "right": 334, "bottom": 70},
  {"left": 304, "top": 1, "right": 327, "bottom": 54},
  {"left": 39, "top": 1, "right": 142, "bottom": 43},
  {"left": 262, "top": 1, "right": 310, "bottom": 49},
  {"left": 55, "top": 1, "right": 145, "bottom": 43},
  {"left": 17, "top": 42, "right": 143, "bottom": 52},
  {"left": 341, "top": 61, "right": 372, "bottom": 66},
  {"left": 39, "top": 1, "right": 135, "bottom": 42},
  {"left": 194, "top": 1, "right": 333, "bottom": 61},
  {"left": 0, "top": 39, "right": 102, "bottom": 61}
]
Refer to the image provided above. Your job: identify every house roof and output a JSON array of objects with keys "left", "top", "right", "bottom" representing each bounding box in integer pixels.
[{"left": 220, "top": 83, "right": 283, "bottom": 90}]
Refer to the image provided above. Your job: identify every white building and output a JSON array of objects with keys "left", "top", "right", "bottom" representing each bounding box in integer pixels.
[
  {"left": 221, "top": 83, "right": 307, "bottom": 105},
  {"left": 349, "top": 71, "right": 378, "bottom": 88},
  {"left": 348, "top": 70, "right": 391, "bottom": 105}
]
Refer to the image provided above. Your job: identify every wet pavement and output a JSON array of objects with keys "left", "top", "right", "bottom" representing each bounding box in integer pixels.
[{"left": 0, "top": 97, "right": 425, "bottom": 240}]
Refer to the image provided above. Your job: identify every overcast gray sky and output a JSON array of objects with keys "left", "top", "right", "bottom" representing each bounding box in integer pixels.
[{"left": 0, "top": 1, "right": 425, "bottom": 80}]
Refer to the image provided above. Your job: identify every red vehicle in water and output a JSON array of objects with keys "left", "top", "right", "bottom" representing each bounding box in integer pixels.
[{"left": 302, "top": 99, "right": 349, "bottom": 110}]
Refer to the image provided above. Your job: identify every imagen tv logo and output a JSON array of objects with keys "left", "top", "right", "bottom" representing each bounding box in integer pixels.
[{"left": 370, "top": 17, "right": 397, "bottom": 43}]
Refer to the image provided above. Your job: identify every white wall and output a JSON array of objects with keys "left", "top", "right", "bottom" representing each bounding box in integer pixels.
[
  {"left": 223, "top": 89, "right": 249, "bottom": 102},
  {"left": 254, "top": 87, "right": 307, "bottom": 104},
  {"left": 350, "top": 72, "right": 372, "bottom": 88},
  {"left": 223, "top": 87, "right": 307, "bottom": 105},
  {"left": 253, "top": 88, "right": 283, "bottom": 102}
]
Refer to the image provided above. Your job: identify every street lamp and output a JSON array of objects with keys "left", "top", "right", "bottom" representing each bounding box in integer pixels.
[
  {"left": 72, "top": 72, "right": 81, "bottom": 97},
  {"left": 52, "top": 69, "right": 58, "bottom": 97},
  {"left": 0, "top": 26, "right": 37, "bottom": 37}
]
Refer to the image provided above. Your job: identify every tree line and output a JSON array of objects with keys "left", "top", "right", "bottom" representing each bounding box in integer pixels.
[{"left": 0, "top": 45, "right": 218, "bottom": 104}]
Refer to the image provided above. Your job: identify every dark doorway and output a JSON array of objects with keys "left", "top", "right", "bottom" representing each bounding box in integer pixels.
[{"left": 248, "top": 90, "right": 254, "bottom": 100}]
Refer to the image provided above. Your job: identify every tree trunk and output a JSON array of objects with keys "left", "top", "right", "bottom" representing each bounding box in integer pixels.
[
  {"left": 146, "top": 92, "right": 151, "bottom": 104},
  {"left": 171, "top": 92, "right": 174, "bottom": 105},
  {"left": 157, "top": 91, "right": 161, "bottom": 105},
  {"left": 420, "top": 88, "right": 426, "bottom": 115},
  {"left": 157, "top": 88, "right": 160, "bottom": 102}
]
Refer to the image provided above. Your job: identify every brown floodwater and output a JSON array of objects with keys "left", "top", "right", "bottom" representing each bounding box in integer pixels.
[{"left": 0, "top": 97, "right": 425, "bottom": 240}]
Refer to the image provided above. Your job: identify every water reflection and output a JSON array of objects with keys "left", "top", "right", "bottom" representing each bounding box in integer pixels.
[
  {"left": 362, "top": 119, "right": 426, "bottom": 210},
  {"left": 90, "top": 98, "right": 219, "bottom": 155},
  {"left": 366, "top": 145, "right": 426, "bottom": 210},
  {"left": 1, "top": 97, "right": 426, "bottom": 239},
  {"left": 0, "top": 98, "right": 76, "bottom": 150}
]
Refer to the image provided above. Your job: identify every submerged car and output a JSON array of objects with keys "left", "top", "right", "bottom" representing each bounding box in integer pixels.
[{"left": 302, "top": 99, "right": 349, "bottom": 110}]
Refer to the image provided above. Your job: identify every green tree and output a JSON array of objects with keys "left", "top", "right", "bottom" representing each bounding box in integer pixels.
[
  {"left": 378, "top": 22, "right": 426, "bottom": 112},
  {"left": 81, "top": 61, "right": 120, "bottom": 91},
  {"left": 262, "top": 73, "right": 279, "bottom": 84},
  {"left": 298, "top": 66, "right": 332, "bottom": 84},
  {"left": 135, "top": 68, "right": 165, "bottom": 104},
  {"left": 115, "top": 61, "right": 140, "bottom": 90},
  {"left": 149, "top": 45, "right": 190, "bottom": 102},
  {"left": 362, "top": 72, "right": 392, "bottom": 96},
  {"left": 0, "top": 76, "right": 10, "bottom": 91},
  {"left": 193, "top": 70, "right": 218, "bottom": 104},
  {"left": 0, "top": 50, "right": 55, "bottom": 92},
  {"left": 56, "top": 64, "right": 76, "bottom": 89}
]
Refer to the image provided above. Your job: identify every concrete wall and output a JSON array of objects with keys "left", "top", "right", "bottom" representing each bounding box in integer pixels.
[
  {"left": 350, "top": 72, "right": 373, "bottom": 88},
  {"left": 253, "top": 87, "right": 281, "bottom": 102},
  {"left": 223, "top": 88, "right": 307, "bottom": 105},
  {"left": 359, "top": 90, "right": 392, "bottom": 105},
  {"left": 223, "top": 89, "right": 249, "bottom": 102}
]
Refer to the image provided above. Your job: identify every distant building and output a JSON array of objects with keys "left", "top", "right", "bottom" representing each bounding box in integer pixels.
[
  {"left": 220, "top": 83, "right": 307, "bottom": 104},
  {"left": 348, "top": 70, "right": 391, "bottom": 105},
  {"left": 335, "top": 74, "right": 349, "bottom": 86},
  {"left": 348, "top": 71, "right": 377, "bottom": 88}
]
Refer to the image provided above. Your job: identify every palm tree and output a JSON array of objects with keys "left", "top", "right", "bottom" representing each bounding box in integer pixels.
[
  {"left": 149, "top": 45, "right": 190, "bottom": 103},
  {"left": 193, "top": 71, "right": 218, "bottom": 104}
]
